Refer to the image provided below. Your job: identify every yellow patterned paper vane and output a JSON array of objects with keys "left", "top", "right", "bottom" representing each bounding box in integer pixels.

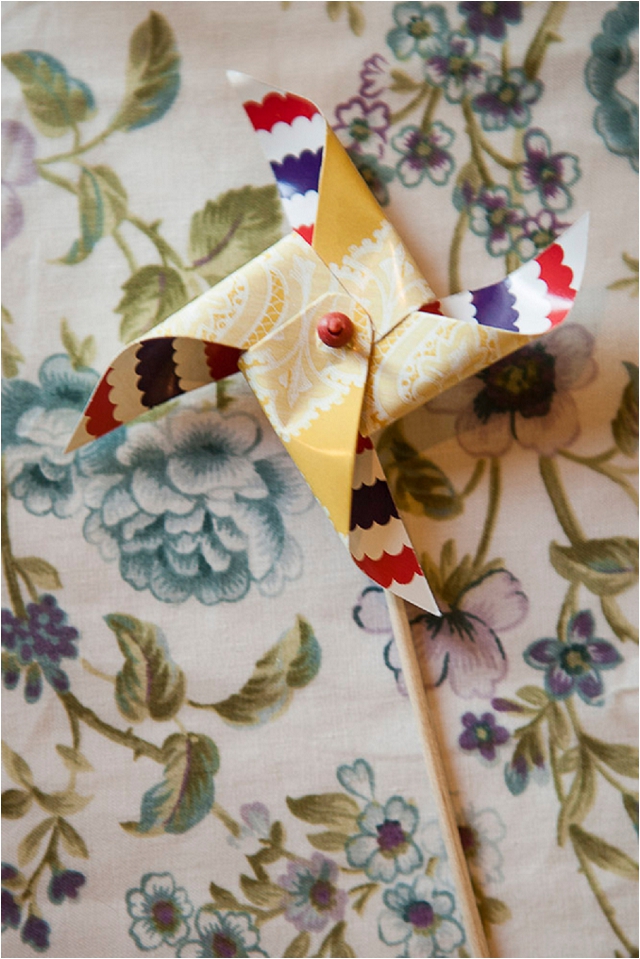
[{"left": 68, "top": 73, "right": 589, "bottom": 612}]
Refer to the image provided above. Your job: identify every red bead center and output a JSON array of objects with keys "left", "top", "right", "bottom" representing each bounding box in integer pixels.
[{"left": 317, "top": 312, "right": 354, "bottom": 348}]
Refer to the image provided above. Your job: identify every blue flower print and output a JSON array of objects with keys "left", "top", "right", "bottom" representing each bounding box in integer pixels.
[
  {"left": 178, "top": 908, "right": 266, "bottom": 958},
  {"left": 77, "top": 405, "right": 312, "bottom": 605},
  {"left": 524, "top": 610, "right": 622, "bottom": 706},
  {"left": 346, "top": 796, "right": 423, "bottom": 881},
  {"left": 514, "top": 129, "right": 580, "bottom": 212},
  {"left": 472, "top": 67, "right": 542, "bottom": 131},
  {"left": 2, "top": 355, "right": 98, "bottom": 518},
  {"left": 1, "top": 595, "right": 79, "bottom": 702},
  {"left": 378, "top": 874, "right": 465, "bottom": 957},
  {"left": 392, "top": 122, "right": 455, "bottom": 187},
  {"left": 126, "top": 872, "right": 193, "bottom": 950},
  {"left": 387, "top": 2, "right": 450, "bottom": 61}
]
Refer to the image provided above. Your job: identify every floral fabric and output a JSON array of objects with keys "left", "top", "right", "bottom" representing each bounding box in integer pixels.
[{"left": 2, "top": 3, "right": 637, "bottom": 958}]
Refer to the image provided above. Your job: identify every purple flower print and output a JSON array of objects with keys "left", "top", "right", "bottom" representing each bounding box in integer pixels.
[
  {"left": 353, "top": 585, "right": 407, "bottom": 695},
  {"left": 240, "top": 802, "right": 270, "bottom": 839},
  {"left": 392, "top": 122, "right": 455, "bottom": 187},
  {"left": 278, "top": 854, "right": 347, "bottom": 933},
  {"left": 346, "top": 796, "right": 423, "bottom": 881},
  {"left": 411, "top": 570, "right": 528, "bottom": 699},
  {"left": 359, "top": 53, "right": 391, "bottom": 99},
  {"left": 2, "top": 595, "right": 79, "bottom": 703},
  {"left": 468, "top": 185, "right": 525, "bottom": 256},
  {"left": 21, "top": 913, "right": 51, "bottom": 952},
  {"left": 334, "top": 97, "right": 391, "bottom": 158},
  {"left": 427, "top": 325, "right": 597, "bottom": 458},
  {"left": 515, "top": 209, "right": 569, "bottom": 261},
  {"left": 48, "top": 869, "right": 86, "bottom": 905},
  {"left": 2, "top": 120, "right": 37, "bottom": 249},
  {"left": 2, "top": 865, "right": 21, "bottom": 932},
  {"left": 472, "top": 68, "right": 542, "bottom": 132},
  {"left": 515, "top": 129, "right": 581, "bottom": 212},
  {"left": 459, "top": 712, "right": 509, "bottom": 761},
  {"left": 424, "top": 33, "right": 497, "bottom": 104},
  {"left": 524, "top": 610, "right": 622, "bottom": 705},
  {"left": 459, "top": 1, "right": 522, "bottom": 41}
]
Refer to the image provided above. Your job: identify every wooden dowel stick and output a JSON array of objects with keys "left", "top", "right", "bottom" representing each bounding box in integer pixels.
[{"left": 385, "top": 590, "right": 491, "bottom": 959}]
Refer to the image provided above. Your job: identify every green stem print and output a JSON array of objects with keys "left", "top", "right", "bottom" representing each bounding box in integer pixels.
[
  {"left": 1, "top": 443, "right": 322, "bottom": 949},
  {"left": 3, "top": 11, "right": 283, "bottom": 344}
]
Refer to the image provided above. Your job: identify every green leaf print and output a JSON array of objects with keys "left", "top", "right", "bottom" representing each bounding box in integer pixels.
[
  {"left": 116, "top": 264, "right": 189, "bottom": 342},
  {"left": 112, "top": 11, "right": 180, "bottom": 131},
  {"left": 2, "top": 50, "right": 95, "bottom": 137},
  {"left": 189, "top": 185, "right": 283, "bottom": 286},
  {"left": 105, "top": 612, "right": 186, "bottom": 723},
  {"left": 122, "top": 732, "right": 219, "bottom": 835},
  {"left": 206, "top": 616, "right": 321, "bottom": 726},
  {"left": 61, "top": 165, "right": 128, "bottom": 264},
  {"left": 550, "top": 537, "right": 639, "bottom": 596}
]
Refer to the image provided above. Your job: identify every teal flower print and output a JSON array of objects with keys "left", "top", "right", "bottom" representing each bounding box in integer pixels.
[
  {"left": 524, "top": 610, "right": 622, "bottom": 706},
  {"left": 392, "top": 122, "right": 455, "bottom": 187},
  {"left": 585, "top": 1, "right": 639, "bottom": 171},
  {"left": 378, "top": 875, "right": 465, "bottom": 956},
  {"left": 472, "top": 67, "right": 542, "bottom": 131},
  {"left": 2, "top": 354, "right": 98, "bottom": 518},
  {"left": 178, "top": 908, "right": 266, "bottom": 958},
  {"left": 387, "top": 2, "right": 450, "bottom": 61},
  {"left": 346, "top": 796, "right": 423, "bottom": 881},
  {"left": 78, "top": 405, "right": 312, "bottom": 604},
  {"left": 126, "top": 872, "right": 193, "bottom": 950}
]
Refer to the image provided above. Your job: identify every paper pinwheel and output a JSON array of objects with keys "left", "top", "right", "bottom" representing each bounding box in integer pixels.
[{"left": 67, "top": 73, "right": 588, "bottom": 613}]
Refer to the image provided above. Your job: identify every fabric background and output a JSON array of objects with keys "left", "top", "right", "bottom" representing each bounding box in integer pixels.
[{"left": 2, "top": 3, "right": 637, "bottom": 957}]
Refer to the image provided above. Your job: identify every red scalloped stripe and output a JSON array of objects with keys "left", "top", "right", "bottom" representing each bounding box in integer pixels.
[
  {"left": 535, "top": 242, "right": 576, "bottom": 327},
  {"left": 352, "top": 544, "right": 423, "bottom": 588},
  {"left": 417, "top": 299, "right": 443, "bottom": 315},
  {"left": 84, "top": 370, "right": 120, "bottom": 438},
  {"left": 203, "top": 343, "right": 244, "bottom": 381},
  {"left": 294, "top": 224, "right": 314, "bottom": 246},
  {"left": 356, "top": 433, "right": 373, "bottom": 454},
  {"left": 243, "top": 92, "right": 318, "bottom": 133}
]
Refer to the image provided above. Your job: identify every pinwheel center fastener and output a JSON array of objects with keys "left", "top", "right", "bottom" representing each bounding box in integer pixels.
[{"left": 317, "top": 311, "right": 354, "bottom": 348}]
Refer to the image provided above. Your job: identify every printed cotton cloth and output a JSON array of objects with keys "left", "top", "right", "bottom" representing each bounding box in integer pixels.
[{"left": 2, "top": 3, "right": 637, "bottom": 957}]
